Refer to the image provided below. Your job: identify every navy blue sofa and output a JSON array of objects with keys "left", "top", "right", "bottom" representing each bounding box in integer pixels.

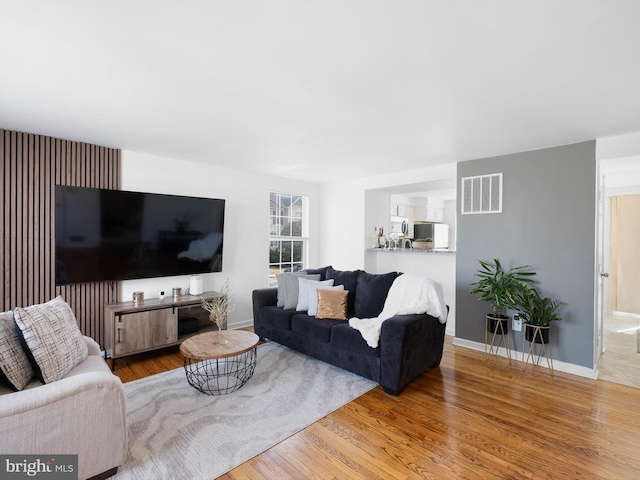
[{"left": 252, "top": 266, "right": 447, "bottom": 395}]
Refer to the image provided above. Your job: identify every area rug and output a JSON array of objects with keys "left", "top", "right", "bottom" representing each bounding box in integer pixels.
[{"left": 113, "top": 342, "right": 377, "bottom": 480}]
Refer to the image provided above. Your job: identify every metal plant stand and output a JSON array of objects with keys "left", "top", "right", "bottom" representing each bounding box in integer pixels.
[
  {"left": 484, "top": 315, "right": 511, "bottom": 361},
  {"left": 521, "top": 325, "right": 553, "bottom": 375}
]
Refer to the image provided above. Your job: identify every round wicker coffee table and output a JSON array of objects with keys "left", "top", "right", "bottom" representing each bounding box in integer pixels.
[{"left": 179, "top": 330, "right": 259, "bottom": 395}]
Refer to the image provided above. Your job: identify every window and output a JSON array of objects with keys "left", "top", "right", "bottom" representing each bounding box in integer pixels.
[{"left": 269, "top": 192, "right": 308, "bottom": 283}]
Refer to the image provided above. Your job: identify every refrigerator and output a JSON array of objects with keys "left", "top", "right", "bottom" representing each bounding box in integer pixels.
[{"left": 413, "top": 222, "right": 450, "bottom": 249}]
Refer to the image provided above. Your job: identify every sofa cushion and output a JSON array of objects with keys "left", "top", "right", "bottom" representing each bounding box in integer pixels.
[
  {"left": 303, "top": 266, "right": 332, "bottom": 281},
  {"left": 291, "top": 314, "right": 343, "bottom": 343},
  {"left": 0, "top": 311, "right": 34, "bottom": 391},
  {"left": 308, "top": 285, "right": 344, "bottom": 316},
  {"left": 260, "top": 306, "right": 298, "bottom": 331},
  {"left": 276, "top": 273, "right": 320, "bottom": 309},
  {"left": 316, "top": 289, "right": 349, "bottom": 320},
  {"left": 296, "top": 278, "right": 334, "bottom": 311},
  {"left": 353, "top": 271, "right": 401, "bottom": 318},
  {"left": 326, "top": 267, "right": 362, "bottom": 316},
  {"left": 330, "top": 323, "right": 381, "bottom": 357},
  {"left": 14, "top": 296, "right": 88, "bottom": 384}
]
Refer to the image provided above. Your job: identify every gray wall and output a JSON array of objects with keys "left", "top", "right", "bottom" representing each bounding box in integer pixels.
[{"left": 456, "top": 141, "right": 596, "bottom": 368}]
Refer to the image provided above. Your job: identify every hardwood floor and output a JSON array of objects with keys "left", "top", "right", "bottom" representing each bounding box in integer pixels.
[{"left": 114, "top": 333, "right": 640, "bottom": 479}]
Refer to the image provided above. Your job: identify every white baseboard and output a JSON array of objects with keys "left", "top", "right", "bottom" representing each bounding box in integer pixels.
[
  {"left": 229, "top": 319, "right": 254, "bottom": 330},
  {"left": 452, "top": 337, "right": 597, "bottom": 380}
]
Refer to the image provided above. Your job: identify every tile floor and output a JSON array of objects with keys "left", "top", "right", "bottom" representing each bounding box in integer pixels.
[{"left": 597, "top": 313, "right": 640, "bottom": 389}]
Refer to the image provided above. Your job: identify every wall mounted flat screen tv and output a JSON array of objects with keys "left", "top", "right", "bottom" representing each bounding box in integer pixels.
[{"left": 55, "top": 186, "right": 225, "bottom": 285}]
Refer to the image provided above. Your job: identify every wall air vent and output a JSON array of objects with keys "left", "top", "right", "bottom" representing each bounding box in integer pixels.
[{"left": 461, "top": 173, "right": 502, "bottom": 214}]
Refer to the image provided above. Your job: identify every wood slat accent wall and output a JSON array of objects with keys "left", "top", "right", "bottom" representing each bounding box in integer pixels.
[{"left": 1, "top": 129, "right": 121, "bottom": 347}]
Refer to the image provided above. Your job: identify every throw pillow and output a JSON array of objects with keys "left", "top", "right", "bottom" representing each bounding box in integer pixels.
[
  {"left": 276, "top": 273, "right": 321, "bottom": 310},
  {"left": 0, "top": 311, "right": 34, "bottom": 391},
  {"left": 353, "top": 271, "right": 401, "bottom": 318},
  {"left": 14, "top": 296, "right": 88, "bottom": 384},
  {"left": 275, "top": 272, "right": 303, "bottom": 307},
  {"left": 302, "top": 266, "right": 332, "bottom": 281},
  {"left": 316, "top": 289, "right": 349, "bottom": 321},
  {"left": 326, "top": 266, "right": 362, "bottom": 316},
  {"left": 308, "top": 284, "right": 344, "bottom": 316},
  {"left": 297, "top": 278, "right": 334, "bottom": 312}
]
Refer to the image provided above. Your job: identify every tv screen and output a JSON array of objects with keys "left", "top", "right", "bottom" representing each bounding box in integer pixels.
[{"left": 55, "top": 186, "right": 225, "bottom": 285}]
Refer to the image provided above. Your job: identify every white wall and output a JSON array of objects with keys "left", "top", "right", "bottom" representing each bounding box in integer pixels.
[{"left": 120, "top": 151, "right": 321, "bottom": 329}]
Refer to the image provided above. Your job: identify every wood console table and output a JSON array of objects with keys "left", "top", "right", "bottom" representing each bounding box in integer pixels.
[{"left": 104, "top": 291, "right": 223, "bottom": 369}]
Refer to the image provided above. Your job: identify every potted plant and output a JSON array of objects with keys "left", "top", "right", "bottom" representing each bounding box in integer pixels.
[
  {"left": 201, "top": 278, "right": 235, "bottom": 344},
  {"left": 513, "top": 283, "right": 563, "bottom": 344},
  {"left": 470, "top": 258, "right": 535, "bottom": 333}
]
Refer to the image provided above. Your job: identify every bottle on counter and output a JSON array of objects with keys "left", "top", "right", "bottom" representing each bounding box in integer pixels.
[{"left": 371, "top": 227, "right": 379, "bottom": 248}]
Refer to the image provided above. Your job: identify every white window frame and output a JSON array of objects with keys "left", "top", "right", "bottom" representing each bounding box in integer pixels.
[{"left": 269, "top": 191, "right": 309, "bottom": 284}]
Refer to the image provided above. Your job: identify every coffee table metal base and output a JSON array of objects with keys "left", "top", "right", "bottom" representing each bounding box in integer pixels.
[{"left": 183, "top": 348, "right": 257, "bottom": 395}]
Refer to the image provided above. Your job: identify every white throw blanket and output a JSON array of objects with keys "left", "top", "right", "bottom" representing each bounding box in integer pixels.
[{"left": 348, "top": 274, "right": 447, "bottom": 348}]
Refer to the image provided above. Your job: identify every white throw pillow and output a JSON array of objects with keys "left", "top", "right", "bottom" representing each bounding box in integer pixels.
[
  {"left": 308, "top": 284, "right": 344, "bottom": 317},
  {"left": 0, "top": 310, "right": 34, "bottom": 390},
  {"left": 297, "top": 278, "right": 334, "bottom": 312},
  {"left": 14, "top": 296, "right": 88, "bottom": 384}
]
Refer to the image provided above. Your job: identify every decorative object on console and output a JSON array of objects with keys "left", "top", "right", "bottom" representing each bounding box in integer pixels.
[
  {"left": 201, "top": 278, "right": 234, "bottom": 344},
  {"left": 190, "top": 275, "right": 204, "bottom": 295},
  {"left": 133, "top": 291, "right": 144, "bottom": 305},
  {"left": 13, "top": 296, "right": 88, "bottom": 384}
]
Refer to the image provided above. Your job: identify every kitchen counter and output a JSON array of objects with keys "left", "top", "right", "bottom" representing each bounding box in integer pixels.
[{"left": 366, "top": 248, "right": 456, "bottom": 254}]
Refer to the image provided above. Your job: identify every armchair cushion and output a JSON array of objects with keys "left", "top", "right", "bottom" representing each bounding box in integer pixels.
[
  {"left": 0, "top": 311, "right": 33, "bottom": 391},
  {"left": 14, "top": 296, "right": 88, "bottom": 384}
]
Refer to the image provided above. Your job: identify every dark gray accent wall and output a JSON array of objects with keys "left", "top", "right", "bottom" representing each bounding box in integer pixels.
[{"left": 456, "top": 141, "right": 596, "bottom": 368}]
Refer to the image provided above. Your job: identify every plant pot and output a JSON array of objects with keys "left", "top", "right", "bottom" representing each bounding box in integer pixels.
[
  {"left": 524, "top": 324, "right": 550, "bottom": 344},
  {"left": 487, "top": 314, "right": 509, "bottom": 334}
]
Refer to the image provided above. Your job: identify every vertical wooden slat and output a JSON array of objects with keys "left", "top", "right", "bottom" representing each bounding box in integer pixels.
[
  {"left": 1, "top": 131, "right": 6, "bottom": 308},
  {"left": 26, "top": 134, "right": 34, "bottom": 306},
  {"left": 13, "top": 131, "right": 20, "bottom": 309}
]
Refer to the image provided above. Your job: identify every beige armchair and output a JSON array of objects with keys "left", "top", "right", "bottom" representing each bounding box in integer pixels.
[{"left": 0, "top": 336, "right": 127, "bottom": 480}]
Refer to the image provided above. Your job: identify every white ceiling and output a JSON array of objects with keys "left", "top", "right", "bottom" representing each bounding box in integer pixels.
[{"left": 2, "top": 0, "right": 640, "bottom": 184}]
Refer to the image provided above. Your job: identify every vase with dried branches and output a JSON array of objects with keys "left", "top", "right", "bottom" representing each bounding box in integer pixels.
[{"left": 201, "top": 278, "right": 234, "bottom": 345}]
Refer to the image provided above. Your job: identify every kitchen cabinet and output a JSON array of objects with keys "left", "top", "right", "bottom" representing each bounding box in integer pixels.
[
  {"left": 390, "top": 203, "right": 410, "bottom": 217},
  {"left": 426, "top": 207, "right": 445, "bottom": 222}
]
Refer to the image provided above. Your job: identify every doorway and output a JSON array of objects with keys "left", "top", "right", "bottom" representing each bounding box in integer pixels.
[{"left": 597, "top": 158, "right": 640, "bottom": 388}]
